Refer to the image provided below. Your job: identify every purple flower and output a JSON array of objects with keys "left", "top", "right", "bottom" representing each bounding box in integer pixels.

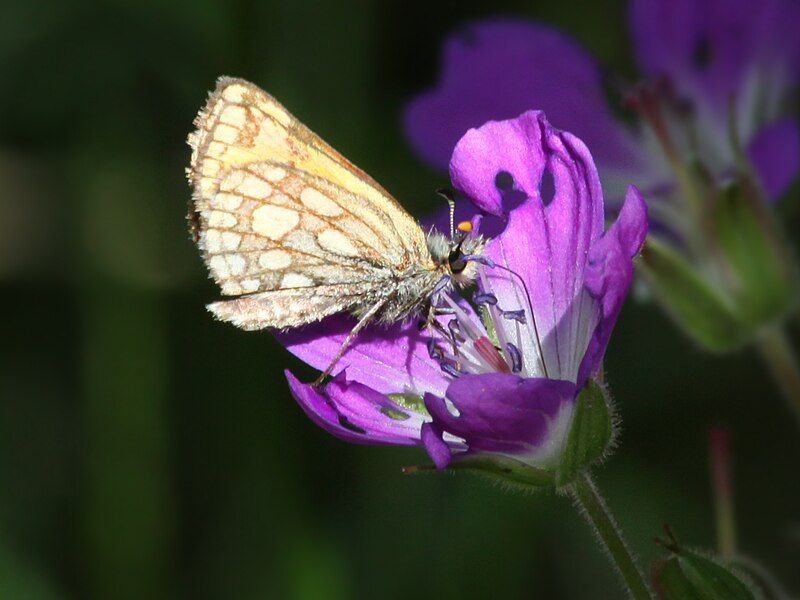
[
  {"left": 282, "top": 112, "right": 647, "bottom": 470},
  {"left": 404, "top": 1, "right": 800, "bottom": 211}
]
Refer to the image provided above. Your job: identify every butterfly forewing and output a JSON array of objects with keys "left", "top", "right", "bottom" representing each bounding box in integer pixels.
[{"left": 188, "top": 77, "right": 437, "bottom": 330}]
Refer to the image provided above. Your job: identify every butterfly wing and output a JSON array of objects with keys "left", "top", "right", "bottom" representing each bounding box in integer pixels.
[{"left": 188, "top": 77, "right": 435, "bottom": 330}]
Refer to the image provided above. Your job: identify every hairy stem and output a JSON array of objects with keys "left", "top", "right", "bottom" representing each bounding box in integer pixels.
[
  {"left": 708, "top": 426, "right": 737, "bottom": 557},
  {"left": 568, "top": 473, "right": 654, "bottom": 600}
]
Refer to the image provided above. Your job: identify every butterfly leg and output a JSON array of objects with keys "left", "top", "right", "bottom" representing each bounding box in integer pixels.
[
  {"left": 313, "top": 296, "right": 389, "bottom": 387},
  {"left": 421, "top": 303, "right": 461, "bottom": 356}
]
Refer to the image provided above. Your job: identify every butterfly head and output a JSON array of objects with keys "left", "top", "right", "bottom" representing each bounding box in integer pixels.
[{"left": 427, "top": 220, "right": 485, "bottom": 286}]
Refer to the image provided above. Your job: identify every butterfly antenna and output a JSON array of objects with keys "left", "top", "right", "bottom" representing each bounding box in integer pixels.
[{"left": 436, "top": 188, "right": 456, "bottom": 238}]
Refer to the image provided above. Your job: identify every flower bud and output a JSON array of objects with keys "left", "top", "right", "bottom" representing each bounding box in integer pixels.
[
  {"left": 640, "top": 175, "right": 800, "bottom": 353},
  {"left": 651, "top": 529, "right": 760, "bottom": 600},
  {"left": 710, "top": 180, "right": 799, "bottom": 328}
]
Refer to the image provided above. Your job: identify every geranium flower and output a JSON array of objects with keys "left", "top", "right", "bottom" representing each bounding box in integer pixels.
[
  {"left": 404, "top": 0, "right": 800, "bottom": 214},
  {"left": 282, "top": 111, "right": 647, "bottom": 470}
]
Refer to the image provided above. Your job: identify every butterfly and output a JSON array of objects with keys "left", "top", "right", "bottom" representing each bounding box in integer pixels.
[{"left": 187, "top": 77, "right": 485, "bottom": 383}]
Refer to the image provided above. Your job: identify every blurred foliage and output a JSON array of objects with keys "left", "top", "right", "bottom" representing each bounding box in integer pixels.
[{"left": 0, "top": 0, "right": 798, "bottom": 599}]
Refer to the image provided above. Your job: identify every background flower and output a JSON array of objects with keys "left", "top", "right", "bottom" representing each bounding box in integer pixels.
[{"left": 404, "top": 1, "right": 800, "bottom": 208}]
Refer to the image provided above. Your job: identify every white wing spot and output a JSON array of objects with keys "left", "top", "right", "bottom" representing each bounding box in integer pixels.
[
  {"left": 252, "top": 163, "right": 287, "bottom": 182},
  {"left": 221, "top": 281, "right": 242, "bottom": 295},
  {"left": 216, "top": 192, "right": 243, "bottom": 211},
  {"left": 221, "top": 231, "right": 241, "bottom": 251},
  {"left": 206, "top": 140, "right": 227, "bottom": 158},
  {"left": 222, "top": 85, "right": 247, "bottom": 102},
  {"left": 238, "top": 174, "right": 272, "bottom": 199},
  {"left": 318, "top": 228, "right": 359, "bottom": 256},
  {"left": 251, "top": 205, "right": 300, "bottom": 239},
  {"left": 300, "top": 187, "right": 343, "bottom": 217},
  {"left": 204, "top": 230, "right": 222, "bottom": 253},
  {"left": 219, "top": 170, "right": 245, "bottom": 192},
  {"left": 258, "top": 249, "right": 292, "bottom": 270},
  {"left": 227, "top": 254, "right": 246, "bottom": 276},
  {"left": 265, "top": 166, "right": 286, "bottom": 181},
  {"left": 241, "top": 278, "right": 261, "bottom": 293},
  {"left": 214, "top": 124, "right": 239, "bottom": 144},
  {"left": 220, "top": 106, "right": 246, "bottom": 127},
  {"left": 281, "top": 273, "right": 314, "bottom": 288},
  {"left": 209, "top": 255, "right": 229, "bottom": 278},
  {"left": 207, "top": 210, "right": 237, "bottom": 228}
]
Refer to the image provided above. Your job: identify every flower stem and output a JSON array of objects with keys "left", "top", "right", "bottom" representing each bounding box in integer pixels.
[
  {"left": 708, "top": 426, "right": 737, "bottom": 557},
  {"left": 756, "top": 326, "right": 800, "bottom": 426},
  {"left": 568, "top": 473, "right": 654, "bottom": 600}
]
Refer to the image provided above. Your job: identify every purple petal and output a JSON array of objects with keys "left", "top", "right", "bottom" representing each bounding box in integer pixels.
[
  {"left": 421, "top": 422, "right": 451, "bottom": 469},
  {"left": 747, "top": 118, "right": 800, "bottom": 201},
  {"left": 453, "top": 111, "right": 605, "bottom": 382},
  {"left": 630, "top": 0, "right": 800, "bottom": 115},
  {"left": 280, "top": 316, "right": 449, "bottom": 398},
  {"left": 285, "top": 370, "right": 427, "bottom": 446},
  {"left": 580, "top": 187, "right": 648, "bottom": 383},
  {"left": 405, "top": 19, "right": 648, "bottom": 182},
  {"left": 424, "top": 374, "right": 577, "bottom": 461}
]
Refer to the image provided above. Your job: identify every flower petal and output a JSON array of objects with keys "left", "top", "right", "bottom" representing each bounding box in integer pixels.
[
  {"left": 405, "top": 19, "right": 648, "bottom": 185},
  {"left": 279, "top": 316, "right": 449, "bottom": 398},
  {"left": 285, "top": 370, "right": 427, "bottom": 446},
  {"left": 746, "top": 118, "right": 800, "bottom": 201},
  {"left": 454, "top": 111, "right": 604, "bottom": 382},
  {"left": 420, "top": 422, "right": 452, "bottom": 469},
  {"left": 580, "top": 186, "right": 648, "bottom": 383},
  {"left": 424, "top": 373, "right": 576, "bottom": 465},
  {"left": 630, "top": 0, "right": 800, "bottom": 129}
]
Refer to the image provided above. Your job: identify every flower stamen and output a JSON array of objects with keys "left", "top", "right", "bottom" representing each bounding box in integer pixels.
[{"left": 506, "top": 342, "right": 523, "bottom": 373}]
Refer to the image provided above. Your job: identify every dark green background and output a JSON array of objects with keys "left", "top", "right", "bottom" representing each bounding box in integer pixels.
[{"left": 1, "top": 1, "right": 798, "bottom": 598}]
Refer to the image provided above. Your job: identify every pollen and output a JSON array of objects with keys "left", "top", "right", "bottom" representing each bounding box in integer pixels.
[{"left": 456, "top": 220, "right": 472, "bottom": 233}]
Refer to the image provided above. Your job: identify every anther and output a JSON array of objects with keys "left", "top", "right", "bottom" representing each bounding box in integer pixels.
[
  {"left": 506, "top": 343, "right": 522, "bottom": 373},
  {"left": 427, "top": 338, "right": 443, "bottom": 360},
  {"left": 502, "top": 309, "right": 527, "bottom": 324},
  {"left": 473, "top": 292, "right": 498, "bottom": 306},
  {"left": 447, "top": 318, "right": 462, "bottom": 340},
  {"left": 440, "top": 362, "right": 461, "bottom": 378}
]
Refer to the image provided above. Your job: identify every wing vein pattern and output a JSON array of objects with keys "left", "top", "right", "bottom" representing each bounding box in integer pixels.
[{"left": 187, "top": 77, "right": 438, "bottom": 330}]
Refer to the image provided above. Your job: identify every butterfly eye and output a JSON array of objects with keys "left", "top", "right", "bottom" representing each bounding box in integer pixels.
[{"left": 448, "top": 248, "right": 467, "bottom": 274}]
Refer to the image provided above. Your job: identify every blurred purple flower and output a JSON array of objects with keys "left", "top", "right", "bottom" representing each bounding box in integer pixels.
[
  {"left": 404, "top": 0, "right": 800, "bottom": 210},
  {"left": 282, "top": 112, "right": 647, "bottom": 470}
]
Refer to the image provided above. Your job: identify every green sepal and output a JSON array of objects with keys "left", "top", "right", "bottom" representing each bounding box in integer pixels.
[
  {"left": 447, "top": 454, "right": 555, "bottom": 489},
  {"left": 555, "top": 379, "right": 612, "bottom": 487},
  {"left": 710, "top": 181, "right": 798, "bottom": 327},
  {"left": 653, "top": 552, "right": 758, "bottom": 600},
  {"left": 639, "top": 237, "right": 749, "bottom": 352}
]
